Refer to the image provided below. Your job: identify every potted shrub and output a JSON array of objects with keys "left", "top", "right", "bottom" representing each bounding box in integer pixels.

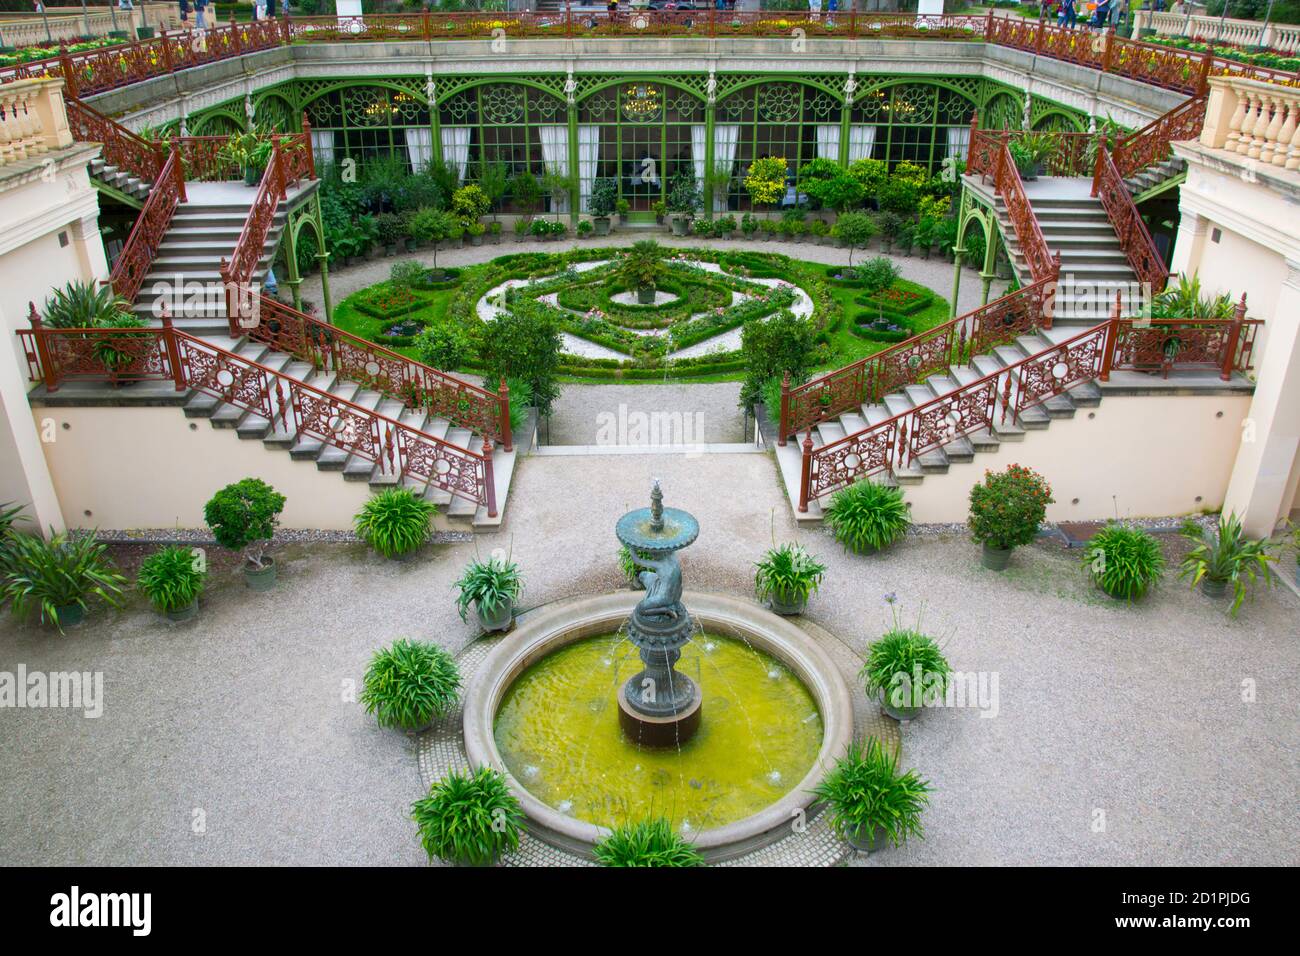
[
  {"left": 692, "top": 218, "right": 712, "bottom": 239},
  {"left": 620, "top": 239, "right": 664, "bottom": 305},
  {"left": 204, "top": 478, "right": 286, "bottom": 591},
  {"left": 896, "top": 222, "right": 915, "bottom": 257},
  {"left": 375, "top": 213, "right": 403, "bottom": 257},
  {"left": 467, "top": 221, "right": 486, "bottom": 247},
  {"left": 354, "top": 488, "right": 437, "bottom": 560},
  {"left": 812, "top": 738, "right": 931, "bottom": 853},
  {"left": 651, "top": 199, "right": 667, "bottom": 225},
  {"left": 754, "top": 542, "right": 825, "bottom": 616},
  {"left": 1178, "top": 514, "right": 1273, "bottom": 614},
  {"left": 488, "top": 221, "right": 503, "bottom": 244},
  {"left": 513, "top": 217, "right": 531, "bottom": 243},
  {"left": 759, "top": 219, "right": 778, "bottom": 242},
  {"left": 454, "top": 555, "right": 523, "bottom": 632},
  {"left": 808, "top": 219, "right": 829, "bottom": 244},
  {"left": 360, "top": 638, "right": 461, "bottom": 732},
  {"left": 593, "top": 818, "right": 704, "bottom": 867},
  {"left": 137, "top": 545, "right": 206, "bottom": 623},
  {"left": 878, "top": 211, "right": 903, "bottom": 254},
  {"left": 577, "top": 219, "right": 593, "bottom": 238},
  {"left": 914, "top": 217, "right": 936, "bottom": 260},
  {"left": 967, "top": 465, "right": 1053, "bottom": 570},
  {"left": 0, "top": 532, "right": 127, "bottom": 632},
  {"left": 615, "top": 197, "right": 631, "bottom": 224},
  {"left": 740, "top": 213, "right": 758, "bottom": 239},
  {"left": 1081, "top": 523, "right": 1166, "bottom": 601},
  {"left": 589, "top": 177, "right": 618, "bottom": 236},
  {"left": 824, "top": 480, "right": 911, "bottom": 555},
  {"left": 713, "top": 214, "right": 737, "bottom": 240},
  {"left": 550, "top": 220, "right": 567, "bottom": 240},
  {"left": 1009, "top": 132, "right": 1055, "bottom": 181},
  {"left": 862, "top": 625, "right": 951, "bottom": 721},
  {"left": 667, "top": 172, "right": 700, "bottom": 236},
  {"left": 411, "top": 767, "right": 523, "bottom": 866}
]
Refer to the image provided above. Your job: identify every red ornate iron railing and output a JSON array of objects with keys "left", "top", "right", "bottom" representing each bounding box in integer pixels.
[
  {"left": 5, "top": 14, "right": 1300, "bottom": 98},
  {"left": 65, "top": 97, "right": 164, "bottom": 186},
  {"left": 1092, "top": 147, "right": 1168, "bottom": 294},
  {"left": 778, "top": 277, "right": 1055, "bottom": 443},
  {"left": 250, "top": 295, "right": 512, "bottom": 450},
  {"left": 965, "top": 125, "right": 1096, "bottom": 178},
  {"left": 1113, "top": 92, "right": 1208, "bottom": 180},
  {"left": 16, "top": 309, "right": 498, "bottom": 515},
  {"left": 221, "top": 143, "right": 287, "bottom": 331},
  {"left": 107, "top": 147, "right": 185, "bottom": 303},
  {"left": 795, "top": 307, "right": 1259, "bottom": 510},
  {"left": 994, "top": 141, "right": 1061, "bottom": 285}
]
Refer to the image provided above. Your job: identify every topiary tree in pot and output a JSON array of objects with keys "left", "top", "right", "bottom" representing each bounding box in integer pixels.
[
  {"left": 967, "top": 465, "right": 1053, "bottom": 570},
  {"left": 203, "top": 478, "right": 286, "bottom": 590},
  {"left": 588, "top": 177, "right": 618, "bottom": 236},
  {"left": 666, "top": 172, "right": 700, "bottom": 236}
]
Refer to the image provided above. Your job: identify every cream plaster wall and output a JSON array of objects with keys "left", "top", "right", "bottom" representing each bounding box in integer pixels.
[{"left": 896, "top": 393, "right": 1252, "bottom": 525}]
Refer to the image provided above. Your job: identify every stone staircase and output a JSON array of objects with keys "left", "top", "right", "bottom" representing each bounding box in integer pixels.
[
  {"left": 131, "top": 181, "right": 302, "bottom": 333},
  {"left": 182, "top": 331, "right": 519, "bottom": 528},
  {"left": 774, "top": 326, "right": 1103, "bottom": 521},
  {"left": 1123, "top": 156, "right": 1186, "bottom": 200},
  {"left": 980, "top": 176, "right": 1146, "bottom": 325},
  {"left": 88, "top": 156, "right": 153, "bottom": 204}
]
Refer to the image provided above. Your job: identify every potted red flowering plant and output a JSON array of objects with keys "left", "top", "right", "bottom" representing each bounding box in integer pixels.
[{"left": 967, "top": 465, "right": 1054, "bottom": 570}]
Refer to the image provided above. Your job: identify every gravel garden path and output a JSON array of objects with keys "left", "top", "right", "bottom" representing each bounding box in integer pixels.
[{"left": 1, "top": 453, "right": 1295, "bottom": 866}]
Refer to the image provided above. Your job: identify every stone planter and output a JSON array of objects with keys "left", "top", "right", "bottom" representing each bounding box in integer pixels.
[
  {"left": 767, "top": 587, "right": 807, "bottom": 616},
  {"left": 670, "top": 216, "right": 689, "bottom": 236},
  {"left": 879, "top": 687, "right": 921, "bottom": 722},
  {"left": 846, "top": 824, "right": 888, "bottom": 854},
  {"left": 54, "top": 603, "right": 85, "bottom": 628},
  {"left": 981, "top": 544, "right": 1012, "bottom": 571},
  {"left": 244, "top": 557, "right": 277, "bottom": 592},
  {"left": 636, "top": 285, "right": 656, "bottom": 305},
  {"left": 165, "top": 599, "right": 199, "bottom": 623},
  {"left": 384, "top": 243, "right": 397, "bottom": 257},
  {"left": 1200, "top": 577, "right": 1228, "bottom": 599},
  {"left": 470, "top": 234, "right": 484, "bottom": 247},
  {"left": 476, "top": 598, "right": 515, "bottom": 633},
  {"left": 593, "top": 217, "right": 611, "bottom": 236}
]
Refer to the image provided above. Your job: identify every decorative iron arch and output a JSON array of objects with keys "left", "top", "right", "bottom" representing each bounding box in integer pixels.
[
  {"left": 574, "top": 75, "right": 708, "bottom": 107},
  {"left": 253, "top": 91, "right": 299, "bottom": 133},
  {"left": 297, "top": 78, "right": 430, "bottom": 112},
  {"left": 436, "top": 75, "right": 570, "bottom": 107},
  {"left": 1031, "top": 108, "right": 1087, "bottom": 133},
  {"left": 855, "top": 76, "right": 980, "bottom": 110},
  {"left": 981, "top": 90, "right": 1025, "bottom": 131},
  {"left": 188, "top": 109, "right": 245, "bottom": 137},
  {"left": 712, "top": 74, "right": 844, "bottom": 105}
]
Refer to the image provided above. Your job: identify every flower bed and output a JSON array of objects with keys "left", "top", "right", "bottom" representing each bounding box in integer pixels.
[
  {"left": 353, "top": 283, "right": 424, "bottom": 321},
  {"left": 856, "top": 284, "right": 934, "bottom": 317}
]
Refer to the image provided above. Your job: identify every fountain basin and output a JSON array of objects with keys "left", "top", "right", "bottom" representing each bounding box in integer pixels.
[{"left": 462, "top": 591, "right": 854, "bottom": 862}]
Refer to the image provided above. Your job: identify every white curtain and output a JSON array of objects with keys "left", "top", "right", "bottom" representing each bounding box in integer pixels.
[
  {"left": 578, "top": 125, "right": 600, "bottom": 213},
  {"left": 691, "top": 124, "right": 708, "bottom": 203},
  {"left": 816, "top": 125, "right": 841, "bottom": 160},
  {"left": 946, "top": 126, "right": 972, "bottom": 162},
  {"left": 847, "top": 125, "right": 876, "bottom": 163},
  {"left": 439, "top": 126, "right": 470, "bottom": 181},
  {"left": 712, "top": 123, "right": 740, "bottom": 213},
  {"left": 538, "top": 124, "right": 570, "bottom": 214},
  {"left": 405, "top": 127, "right": 433, "bottom": 173},
  {"left": 310, "top": 130, "right": 335, "bottom": 169}
]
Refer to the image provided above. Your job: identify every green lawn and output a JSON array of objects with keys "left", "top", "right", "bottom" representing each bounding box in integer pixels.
[{"left": 330, "top": 253, "right": 954, "bottom": 384}]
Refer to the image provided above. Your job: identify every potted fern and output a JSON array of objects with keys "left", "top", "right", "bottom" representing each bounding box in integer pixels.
[
  {"left": 823, "top": 480, "right": 911, "bottom": 555},
  {"left": 354, "top": 488, "right": 437, "bottom": 560},
  {"left": 862, "top": 624, "right": 951, "bottom": 721},
  {"left": 360, "top": 638, "right": 461, "bottom": 732},
  {"left": 0, "top": 532, "right": 127, "bottom": 632},
  {"left": 203, "top": 478, "right": 285, "bottom": 590},
  {"left": 137, "top": 545, "right": 206, "bottom": 622},
  {"left": 1178, "top": 514, "right": 1273, "bottom": 615},
  {"left": 594, "top": 818, "right": 704, "bottom": 867},
  {"left": 454, "top": 554, "right": 523, "bottom": 632},
  {"left": 968, "top": 465, "right": 1053, "bottom": 570},
  {"left": 754, "top": 542, "right": 825, "bottom": 616},
  {"left": 812, "top": 738, "right": 931, "bottom": 853},
  {"left": 1080, "top": 523, "right": 1165, "bottom": 601},
  {"left": 411, "top": 767, "right": 523, "bottom": 866}
]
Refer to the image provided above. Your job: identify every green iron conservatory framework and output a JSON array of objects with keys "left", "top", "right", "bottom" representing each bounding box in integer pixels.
[{"left": 181, "top": 73, "right": 1089, "bottom": 219}]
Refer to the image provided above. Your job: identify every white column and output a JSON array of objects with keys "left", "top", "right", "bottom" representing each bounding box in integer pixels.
[
  {"left": 1168, "top": 209, "right": 1208, "bottom": 278},
  {"left": 0, "top": 305, "right": 64, "bottom": 536},
  {"left": 1222, "top": 261, "right": 1300, "bottom": 535}
]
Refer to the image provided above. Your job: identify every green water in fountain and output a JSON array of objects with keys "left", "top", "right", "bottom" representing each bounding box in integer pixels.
[{"left": 494, "top": 633, "right": 823, "bottom": 833}]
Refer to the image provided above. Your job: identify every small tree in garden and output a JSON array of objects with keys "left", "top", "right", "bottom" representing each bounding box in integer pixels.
[
  {"left": 848, "top": 158, "right": 888, "bottom": 199},
  {"left": 407, "top": 207, "right": 456, "bottom": 272},
  {"left": 482, "top": 300, "right": 564, "bottom": 416},
  {"left": 968, "top": 465, "right": 1053, "bottom": 556},
  {"left": 508, "top": 170, "right": 542, "bottom": 216},
  {"left": 744, "top": 156, "right": 788, "bottom": 213},
  {"left": 667, "top": 172, "right": 700, "bottom": 218},
  {"left": 800, "top": 158, "right": 865, "bottom": 214},
  {"left": 475, "top": 161, "right": 509, "bottom": 220},
  {"left": 834, "top": 212, "right": 878, "bottom": 267},
  {"left": 739, "top": 310, "right": 816, "bottom": 410},
  {"left": 415, "top": 320, "right": 476, "bottom": 371},
  {"left": 619, "top": 240, "right": 664, "bottom": 295},
  {"left": 451, "top": 183, "right": 491, "bottom": 223},
  {"left": 204, "top": 478, "right": 285, "bottom": 570}
]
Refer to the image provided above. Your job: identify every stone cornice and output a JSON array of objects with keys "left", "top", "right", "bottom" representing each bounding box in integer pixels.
[{"left": 1173, "top": 140, "right": 1300, "bottom": 262}]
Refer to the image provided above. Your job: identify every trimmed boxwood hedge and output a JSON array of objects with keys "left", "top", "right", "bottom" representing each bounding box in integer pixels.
[
  {"left": 410, "top": 267, "right": 463, "bottom": 291},
  {"left": 855, "top": 284, "right": 934, "bottom": 317},
  {"left": 377, "top": 315, "right": 432, "bottom": 347},
  {"left": 353, "top": 283, "right": 425, "bottom": 321}
]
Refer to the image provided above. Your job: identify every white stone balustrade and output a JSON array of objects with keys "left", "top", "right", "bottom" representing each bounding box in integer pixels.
[
  {"left": 1133, "top": 10, "right": 1300, "bottom": 55},
  {"left": 0, "top": 78, "right": 72, "bottom": 171}
]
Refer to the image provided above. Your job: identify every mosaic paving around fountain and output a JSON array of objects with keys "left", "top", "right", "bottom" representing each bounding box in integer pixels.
[
  {"left": 417, "top": 603, "right": 900, "bottom": 867},
  {"left": 475, "top": 254, "right": 814, "bottom": 363}
]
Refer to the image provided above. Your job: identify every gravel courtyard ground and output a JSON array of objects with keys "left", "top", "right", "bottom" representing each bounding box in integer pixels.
[{"left": 1, "top": 451, "right": 1295, "bottom": 866}]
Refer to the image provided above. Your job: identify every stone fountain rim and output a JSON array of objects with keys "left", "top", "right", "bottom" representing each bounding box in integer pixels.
[{"left": 461, "top": 590, "right": 855, "bottom": 863}]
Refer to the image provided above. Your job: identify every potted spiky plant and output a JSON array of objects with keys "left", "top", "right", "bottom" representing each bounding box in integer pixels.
[
  {"left": 0, "top": 532, "right": 127, "bottom": 632},
  {"left": 354, "top": 488, "right": 437, "bottom": 560},
  {"left": 203, "top": 478, "right": 286, "bottom": 590},
  {"left": 454, "top": 554, "right": 523, "bottom": 632},
  {"left": 754, "top": 542, "right": 826, "bottom": 616},
  {"left": 620, "top": 239, "right": 664, "bottom": 305},
  {"left": 1178, "top": 514, "right": 1273, "bottom": 615},
  {"left": 360, "top": 638, "right": 461, "bottom": 732},
  {"left": 593, "top": 818, "right": 704, "bottom": 867},
  {"left": 411, "top": 767, "right": 523, "bottom": 866},
  {"left": 812, "top": 738, "right": 931, "bottom": 853},
  {"left": 862, "top": 624, "right": 951, "bottom": 721},
  {"left": 823, "top": 480, "right": 911, "bottom": 555},
  {"left": 1080, "top": 523, "right": 1166, "bottom": 602}
]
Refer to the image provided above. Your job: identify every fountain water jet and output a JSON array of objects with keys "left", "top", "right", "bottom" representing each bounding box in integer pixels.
[{"left": 615, "top": 480, "right": 702, "bottom": 746}]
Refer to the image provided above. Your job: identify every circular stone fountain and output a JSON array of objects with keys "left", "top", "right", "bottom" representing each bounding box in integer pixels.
[{"left": 462, "top": 483, "right": 854, "bottom": 861}]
